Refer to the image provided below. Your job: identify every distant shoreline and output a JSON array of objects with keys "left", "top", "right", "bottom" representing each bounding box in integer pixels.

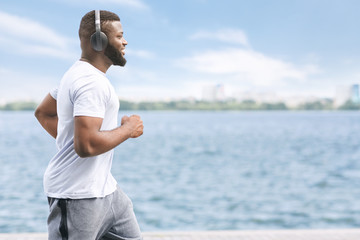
[{"left": 1, "top": 99, "right": 359, "bottom": 111}]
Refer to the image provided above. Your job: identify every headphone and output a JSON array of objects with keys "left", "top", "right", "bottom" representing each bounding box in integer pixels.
[{"left": 90, "top": 10, "right": 108, "bottom": 51}]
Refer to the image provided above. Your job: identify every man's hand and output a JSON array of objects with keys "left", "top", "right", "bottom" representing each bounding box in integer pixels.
[{"left": 121, "top": 115, "right": 144, "bottom": 138}]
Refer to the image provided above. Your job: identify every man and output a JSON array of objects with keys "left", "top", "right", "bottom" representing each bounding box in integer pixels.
[{"left": 35, "top": 10, "right": 143, "bottom": 240}]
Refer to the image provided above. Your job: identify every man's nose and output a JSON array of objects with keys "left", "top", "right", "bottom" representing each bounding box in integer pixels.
[{"left": 122, "top": 38, "right": 128, "bottom": 46}]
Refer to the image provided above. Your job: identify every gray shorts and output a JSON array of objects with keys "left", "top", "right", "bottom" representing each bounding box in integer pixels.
[{"left": 47, "top": 186, "right": 142, "bottom": 240}]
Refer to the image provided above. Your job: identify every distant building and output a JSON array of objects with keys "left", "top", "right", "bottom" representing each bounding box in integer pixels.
[
  {"left": 202, "top": 84, "right": 225, "bottom": 101},
  {"left": 335, "top": 84, "right": 360, "bottom": 107},
  {"left": 351, "top": 84, "right": 360, "bottom": 103},
  {"left": 283, "top": 95, "right": 320, "bottom": 108},
  {"left": 232, "top": 90, "right": 280, "bottom": 103}
]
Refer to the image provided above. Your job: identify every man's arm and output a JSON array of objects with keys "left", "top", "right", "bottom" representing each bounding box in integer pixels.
[
  {"left": 74, "top": 115, "right": 143, "bottom": 158},
  {"left": 34, "top": 93, "right": 58, "bottom": 139}
]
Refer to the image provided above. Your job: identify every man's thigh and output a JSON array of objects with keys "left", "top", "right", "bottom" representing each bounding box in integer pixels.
[
  {"left": 47, "top": 196, "right": 113, "bottom": 240},
  {"left": 47, "top": 188, "right": 142, "bottom": 240},
  {"left": 102, "top": 187, "right": 142, "bottom": 240}
]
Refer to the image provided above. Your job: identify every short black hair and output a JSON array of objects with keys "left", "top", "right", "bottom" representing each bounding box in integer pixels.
[{"left": 79, "top": 10, "right": 120, "bottom": 40}]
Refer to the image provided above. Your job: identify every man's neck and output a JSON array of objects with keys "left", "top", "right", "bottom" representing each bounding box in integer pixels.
[{"left": 80, "top": 56, "right": 111, "bottom": 73}]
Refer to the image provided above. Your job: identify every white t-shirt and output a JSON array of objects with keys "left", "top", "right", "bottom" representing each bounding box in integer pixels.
[{"left": 44, "top": 60, "right": 119, "bottom": 199}]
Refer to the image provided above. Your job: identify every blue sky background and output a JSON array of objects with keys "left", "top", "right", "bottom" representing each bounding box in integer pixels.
[{"left": 1, "top": 0, "right": 360, "bottom": 102}]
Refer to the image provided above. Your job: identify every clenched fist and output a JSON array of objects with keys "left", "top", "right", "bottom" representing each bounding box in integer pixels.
[{"left": 121, "top": 115, "right": 144, "bottom": 138}]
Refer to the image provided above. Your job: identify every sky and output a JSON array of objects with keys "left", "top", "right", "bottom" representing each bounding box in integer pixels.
[{"left": 1, "top": 0, "right": 360, "bottom": 102}]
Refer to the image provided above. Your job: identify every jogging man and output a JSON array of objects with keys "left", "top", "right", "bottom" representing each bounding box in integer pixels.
[{"left": 35, "top": 10, "right": 143, "bottom": 240}]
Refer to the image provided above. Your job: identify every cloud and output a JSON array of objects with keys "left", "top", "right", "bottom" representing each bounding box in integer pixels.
[
  {"left": 0, "top": 67, "right": 58, "bottom": 102},
  {"left": 125, "top": 49, "right": 156, "bottom": 59},
  {"left": 99, "top": 0, "right": 149, "bottom": 9},
  {"left": 0, "top": 11, "right": 77, "bottom": 60},
  {"left": 56, "top": 0, "right": 149, "bottom": 10},
  {"left": 190, "top": 28, "right": 250, "bottom": 47},
  {"left": 183, "top": 28, "right": 330, "bottom": 97},
  {"left": 176, "top": 48, "right": 320, "bottom": 87}
]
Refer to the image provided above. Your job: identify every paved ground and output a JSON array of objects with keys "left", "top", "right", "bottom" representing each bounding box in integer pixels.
[{"left": 0, "top": 229, "right": 360, "bottom": 240}]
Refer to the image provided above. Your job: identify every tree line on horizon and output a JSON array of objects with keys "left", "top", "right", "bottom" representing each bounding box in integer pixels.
[{"left": 1, "top": 99, "right": 360, "bottom": 111}]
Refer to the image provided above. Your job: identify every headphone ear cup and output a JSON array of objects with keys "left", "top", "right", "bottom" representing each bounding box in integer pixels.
[{"left": 90, "top": 31, "right": 108, "bottom": 51}]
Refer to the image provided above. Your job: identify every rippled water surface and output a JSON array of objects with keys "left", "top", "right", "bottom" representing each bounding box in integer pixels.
[{"left": 0, "top": 111, "right": 360, "bottom": 233}]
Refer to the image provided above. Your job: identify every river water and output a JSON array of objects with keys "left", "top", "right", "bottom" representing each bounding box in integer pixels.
[{"left": 0, "top": 110, "right": 359, "bottom": 233}]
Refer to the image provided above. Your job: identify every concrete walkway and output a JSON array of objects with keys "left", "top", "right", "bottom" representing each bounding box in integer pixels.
[{"left": 0, "top": 229, "right": 360, "bottom": 240}]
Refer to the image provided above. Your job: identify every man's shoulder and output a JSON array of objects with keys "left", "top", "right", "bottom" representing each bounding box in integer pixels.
[
  {"left": 58, "top": 61, "right": 112, "bottom": 101},
  {"left": 66, "top": 61, "right": 101, "bottom": 78},
  {"left": 64, "top": 62, "right": 108, "bottom": 87}
]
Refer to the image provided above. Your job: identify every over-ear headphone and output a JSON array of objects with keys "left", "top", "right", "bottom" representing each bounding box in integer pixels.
[{"left": 90, "top": 10, "right": 108, "bottom": 51}]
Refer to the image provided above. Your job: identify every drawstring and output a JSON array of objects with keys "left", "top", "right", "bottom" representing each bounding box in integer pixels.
[{"left": 58, "top": 199, "right": 69, "bottom": 240}]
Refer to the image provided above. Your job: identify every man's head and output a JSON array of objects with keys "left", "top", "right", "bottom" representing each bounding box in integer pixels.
[{"left": 79, "top": 10, "right": 127, "bottom": 66}]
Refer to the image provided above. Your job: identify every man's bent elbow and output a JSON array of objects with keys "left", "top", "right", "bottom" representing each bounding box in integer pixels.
[
  {"left": 34, "top": 106, "right": 56, "bottom": 122},
  {"left": 74, "top": 141, "right": 96, "bottom": 158},
  {"left": 74, "top": 144, "right": 90, "bottom": 158},
  {"left": 34, "top": 107, "right": 42, "bottom": 121}
]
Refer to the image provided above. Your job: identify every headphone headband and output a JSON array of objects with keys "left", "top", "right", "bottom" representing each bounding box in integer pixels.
[
  {"left": 95, "top": 10, "right": 101, "bottom": 32},
  {"left": 90, "top": 10, "right": 108, "bottom": 51}
]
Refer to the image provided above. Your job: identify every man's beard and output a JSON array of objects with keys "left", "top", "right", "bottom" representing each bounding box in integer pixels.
[{"left": 104, "top": 43, "right": 127, "bottom": 66}]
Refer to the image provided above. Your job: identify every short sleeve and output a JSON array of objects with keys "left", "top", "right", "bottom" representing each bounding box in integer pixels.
[
  {"left": 72, "top": 78, "right": 110, "bottom": 118},
  {"left": 49, "top": 87, "right": 58, "bottom": 100}
]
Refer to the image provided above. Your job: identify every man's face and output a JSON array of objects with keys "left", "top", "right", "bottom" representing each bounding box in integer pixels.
[{"left": 104, "top": 21, "right": 127, "bottom": 67}]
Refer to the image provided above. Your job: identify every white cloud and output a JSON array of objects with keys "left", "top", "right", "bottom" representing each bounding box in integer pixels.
[
  {"left": 99, "top": 0, "right": 149, "bottom": 9},
  {"left": 117, "top": 86, "right": 184, "bottom": 101},
  {"left": 0, "top": 11, "right": 77, "bottom": 60},
  {"left": 190, "top": 28, "right": 250, "bottom": 47},
  {"left": 125, "top": 49, "right": 156, "bottom": 59},
  {"left": 176, "top": 48, "right": 320, "bottom": 87},
  {"left": 56, "top": 0, "right": 149, "bottom": 10},
  {"left": 183, "top": 29, "right": 336, "bottom": 97},
  {"left": 0, "top": 67, "right": 58, "bottom": 102}
]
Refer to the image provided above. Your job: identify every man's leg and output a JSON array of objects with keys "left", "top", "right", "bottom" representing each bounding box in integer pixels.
[
  {"left": 100, "top": 186, "right": 142, "bottom": 240},
  {"left": 47, "top": 198, "right": 65, "bottom": 240},
  {"left": 47, "top": 196, "right": 114, "bottom": 240}
]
